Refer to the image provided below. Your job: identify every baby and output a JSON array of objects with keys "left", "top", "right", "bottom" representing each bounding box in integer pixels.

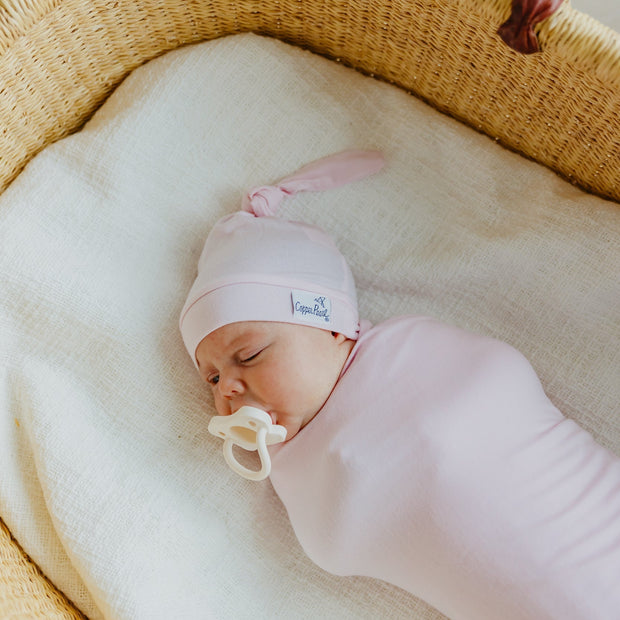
[{"left": 180, "top": 151, "right": 620, "bottom": 620}]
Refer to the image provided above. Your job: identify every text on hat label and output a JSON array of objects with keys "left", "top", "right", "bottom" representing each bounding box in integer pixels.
[{"left": 291, "top": 290, "right": 332, "bottom": 326}]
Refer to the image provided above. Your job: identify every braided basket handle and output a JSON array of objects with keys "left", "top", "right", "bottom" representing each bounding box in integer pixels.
[{"left": 498, "top": 0, "right": 564, "bottom": 53}]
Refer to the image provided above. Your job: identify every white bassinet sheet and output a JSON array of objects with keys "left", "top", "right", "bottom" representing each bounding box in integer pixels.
[{"left": 0, "top": 34, "right": 618, "bottom": 620}]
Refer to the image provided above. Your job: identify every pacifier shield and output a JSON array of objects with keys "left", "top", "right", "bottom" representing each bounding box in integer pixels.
[{"left": 208, "top": 406, "right": 287, "bottom": 480}]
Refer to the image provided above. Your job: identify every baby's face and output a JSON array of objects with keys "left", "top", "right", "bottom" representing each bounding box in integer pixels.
[{"left": 196, "top": 321, "right": 354, "bottom": 441}]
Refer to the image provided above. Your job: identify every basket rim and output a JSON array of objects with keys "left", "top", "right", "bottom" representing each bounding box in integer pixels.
[
  {"left": 485, "top": 0, "right": 620, "bottom": 87},
  {"left": 1, "top": 0, "right": 618, "bottom": 83}
]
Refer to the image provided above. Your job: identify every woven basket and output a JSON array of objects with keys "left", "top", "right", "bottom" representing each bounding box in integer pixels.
[{"left": 0, "top": 0, "right": 618, "bottom": 616}]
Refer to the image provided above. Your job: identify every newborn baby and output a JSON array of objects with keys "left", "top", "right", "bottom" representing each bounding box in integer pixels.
[{"left": 180, "top": 151, "right": 620, "bottom": 620}]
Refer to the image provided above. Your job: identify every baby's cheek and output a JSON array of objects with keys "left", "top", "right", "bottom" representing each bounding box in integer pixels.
[{"left": 255, "top": 366, "right": 286, "bottom": 396}]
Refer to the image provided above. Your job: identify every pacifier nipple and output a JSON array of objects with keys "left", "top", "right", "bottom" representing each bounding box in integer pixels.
[{"left": 208, "top": 406, "right": 287, "bottom": 481}]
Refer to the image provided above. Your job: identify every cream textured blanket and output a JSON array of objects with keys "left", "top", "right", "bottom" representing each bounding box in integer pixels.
[{"left": 0, "top": 34, "right": 618, "bottom": 620}]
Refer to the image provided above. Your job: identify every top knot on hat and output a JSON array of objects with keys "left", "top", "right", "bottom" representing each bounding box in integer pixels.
[
  {"left": 180, "top": 149, "right": 384, "bottom": 366},
  {"left": 241, "top": 149, "right": 384, "bottom": 217}
]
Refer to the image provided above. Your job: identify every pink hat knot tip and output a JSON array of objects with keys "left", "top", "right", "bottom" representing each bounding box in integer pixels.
[{"left": 242, "top": 185, "right": 287, "bottom": 217}]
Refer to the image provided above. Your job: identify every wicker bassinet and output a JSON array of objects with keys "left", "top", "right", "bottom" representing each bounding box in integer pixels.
[{"left": 0, "top": 0, "right": 618, "bottom": 617}]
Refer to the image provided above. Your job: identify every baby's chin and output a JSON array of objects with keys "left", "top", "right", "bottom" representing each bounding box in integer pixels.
[
  {"left": 269, "top": 413, "right": 302, "bottom": 443},
  {"left": 276, "top": 419, "right": 302, "bottom": 442},
  {"left": 281, "top": 425, "right": 304, "bottom": 443},
  {"left": 278, "top": 411, "right": 320, "bottom": 443}
]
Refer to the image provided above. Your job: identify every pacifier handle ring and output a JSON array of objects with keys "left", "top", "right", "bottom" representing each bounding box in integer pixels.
[{"left": 222, "top": 426, "right": 271, "bottom": 481}]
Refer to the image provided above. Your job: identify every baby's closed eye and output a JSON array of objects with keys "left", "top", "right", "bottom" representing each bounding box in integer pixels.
[
  {"left": 241, "top": 350, "right": 262, "bottom": 363},
  {"left": 239, "top": 344, "right": 269, "bottom": 365}
]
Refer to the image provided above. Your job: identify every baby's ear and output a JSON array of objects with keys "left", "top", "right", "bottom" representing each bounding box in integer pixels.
[{"left": 331, "top": 331, "right": 349, "bottom": 344}]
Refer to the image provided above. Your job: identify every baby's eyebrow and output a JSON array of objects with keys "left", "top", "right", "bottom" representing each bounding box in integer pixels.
[
  {"left": 230, "top": 331, "right": 262, "bottom": 352},
  {"left": 195, "top": 355, "right": 216, "bottom": 377}
]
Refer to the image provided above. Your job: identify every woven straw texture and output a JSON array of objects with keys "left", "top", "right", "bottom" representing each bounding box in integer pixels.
[
  {"left": 0, "top": 0, "right": 618, "bottom": 617},
  {"left": 0, "top": 519, "right": 85, "bottom": 619},
  {"left": 0, "top": 0, "right": 619, "bottom": 202}
]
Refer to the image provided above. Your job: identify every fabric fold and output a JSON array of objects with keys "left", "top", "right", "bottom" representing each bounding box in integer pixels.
[{"left": 498, "top": 0, "right": 564, "bottom": 54}]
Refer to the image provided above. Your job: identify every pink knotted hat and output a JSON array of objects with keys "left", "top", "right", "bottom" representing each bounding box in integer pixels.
[{"left": 179, "top": 149, "right": 384, "bottom": 365}]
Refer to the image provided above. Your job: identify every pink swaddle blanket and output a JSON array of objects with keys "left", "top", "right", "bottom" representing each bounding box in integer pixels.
[{"left": 269, "top": 316, "right": 620, "bottom": 620}]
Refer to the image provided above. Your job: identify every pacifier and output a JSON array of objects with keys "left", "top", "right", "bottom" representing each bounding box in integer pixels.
[{"left": 208, "top": 406, "right": 287, "bottom": 481}]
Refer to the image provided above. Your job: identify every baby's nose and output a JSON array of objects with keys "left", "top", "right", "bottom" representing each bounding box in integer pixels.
[{"left": 217, "top": 373, "right": 245, "bottom": 401}]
